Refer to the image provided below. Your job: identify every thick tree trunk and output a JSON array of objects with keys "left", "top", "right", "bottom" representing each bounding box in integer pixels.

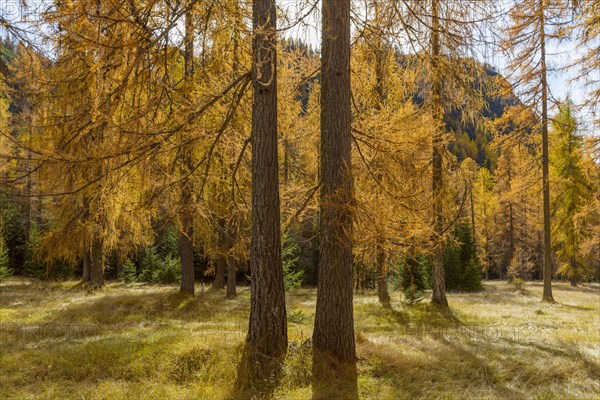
[
  {"left": 212, "top": 256, "right": 226, "bottom": 289},
  {"left": 569, "top": 278, "right": 577, "bottom": 287},
  {"left": 226, "top": 256, "right": 237, "bottom": 298},
  {"left": 376, "top": 241, "right": 390, "bottom": 304},
  {"left": 89, "top": 237, "right": 104, "bottom": 288},
  {"left": 179, "top": 216, "right": 195, "bottom": 296},
  {"left": 82, "top": 247, "right": 91, "bottom": 282},
  {"left": 313, "top": 0, "right": 356, "bottom": 363},
  {"left": 539, "top": 3, "right": 554, "bottom": 302},
  {"left": 430, "top": 0, "right": 448, "bottom": 307},
  {"left": 178, "top": 3, "right": 195, "bottom": 297},
  {"left": 245, "top": 0, "right": 287, "bottom": 375}
]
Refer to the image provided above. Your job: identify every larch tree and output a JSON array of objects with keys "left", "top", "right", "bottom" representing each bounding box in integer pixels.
[
  {"left": 178, "top": 2, "right": 196, "bottom": 297},
  {"left": 504, "top": 0, "right": 570, "bottom": 302},
  {"left": 571, "top": 0, "right": 600, "bottom": 126},
  {"left": 390, "top": 0, "right": 494, "bottom": 306},
  {"left": 370, "top": 0, "right": 392, "bottom": 304},
  {"left": 313, "top": 0, "right": 356, "bottom": 365},
  {"left": 428, "top": 0, "right": 448, "bottom": 306},
  {"left": 244, "top": 0, "right": 287, "bottom": 379},
  {"left": 473, "top": 165, "right": 497, "bottom": 280},
  {"left": 575, "top": 138, "right": 600, "bottom": 279}
]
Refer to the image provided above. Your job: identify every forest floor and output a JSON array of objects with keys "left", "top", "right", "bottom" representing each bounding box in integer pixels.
[{"left": 0, "top": 279, "right": 599, "bottom": 400}]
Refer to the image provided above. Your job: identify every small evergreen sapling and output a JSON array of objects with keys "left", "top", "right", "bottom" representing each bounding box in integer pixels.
[{"left": 0, "top": 234, "right": 12, "bottom": 281}]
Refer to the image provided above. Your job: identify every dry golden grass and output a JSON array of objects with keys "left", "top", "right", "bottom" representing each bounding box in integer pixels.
[{"left": 0, "top": 279, "right": 598, "bottom": 399}]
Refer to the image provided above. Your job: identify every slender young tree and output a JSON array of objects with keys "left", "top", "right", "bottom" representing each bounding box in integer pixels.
[
  {"left": 505, "top": 0, "right": 569, "bottom": 302},
  {"left": 372, "top": 1, "right": 391, "bottom": 304},
  {"left": 429, "top": 0, "right": 448, "bottom": 306},
  {"left": 313, "top": 0, "right": 356, "bottom": 362},
  {"left": 226, "top": 255, "right": 237, "bottom": 298},
  {"left": 82, "top": 247, "right": 91, "bottom": 281},
  {"left": 389, "top": 0, "right": 493, "bottom": 306},
  {"left": 245, "top": 0, "right": 287, "bottom": 373},
  {"left": 179, "top": 3, "right": 196, "bottom": 296},
  {"left": 89, "top": 237, "right": 104, "bottom": 288}
]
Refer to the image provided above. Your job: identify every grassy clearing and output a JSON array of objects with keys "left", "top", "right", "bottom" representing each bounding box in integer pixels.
[{"left": 0, "top": 279, "right": 598, "bottom": 399}]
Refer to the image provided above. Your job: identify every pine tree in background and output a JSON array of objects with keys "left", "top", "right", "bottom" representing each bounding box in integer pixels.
[
  {"left": 444, "top": 223, "right": 482, "bottom": 292},
  {"left": 0, "top": 233, "right": 12, "bottom": 281},
  {"left": 122, "top": 259, "right": 137, "bottom": 283},
  {"left": 462, "top": 257, "right": 483, "bottom": 292},
  {"left": 399, "top": 256, "right": 431, "bottom": 303},
  {"left": 550, "top": 100, "right": 592, "bottom": 285}
]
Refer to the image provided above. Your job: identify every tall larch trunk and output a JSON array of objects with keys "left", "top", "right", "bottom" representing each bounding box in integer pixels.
[
  {"left": 82, "top": 247, "right": 91, "bottom": 281},
  {"left": 483, "top": 198, "right": 489, "bottom": 280},
  {"left": 226, "top": 256, "right": 237, "bottom": 298},
  {"left": 179, "top": 4, "right": 196, "bottom": 297},
  {"left": 376, "top": 240, "right": 391, "bottom": 304},
  {"left": 224, "top": 3, "right": 241, "bottom": 301},
  {"left": 506, "top": 155, "right": 514, "bottom": 280},
  {"left": 23, "top": 146, "right": 32, "bottom": 277},
  {"left": 373, "top": 5, "right": 390, "bottom": 304},
  {"left": 539, "top": 0, "right": 554, "bottom": 302},
  {"left": 470, "top": 182, "right": 476, "bottom": 236},
  {"left": 245, "top": 0, "right": 287, "bottom": 374},
  {"left": 430, "top": 0, "right": 448, "bottom": 307},
  {"left": 313, "top": 0, "right": 356, "bottom": 362},
  {"left": 90, "top": 237, "right": 104, "bottom": 288},
  {"left": 212, "top": 256, "right": 226, "bottom": 289}
]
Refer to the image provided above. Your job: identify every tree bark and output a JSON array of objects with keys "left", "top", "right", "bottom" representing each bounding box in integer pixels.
[
  {"left": 430, "top": 0, "right": 448, "bottom": 307},
  {"left": 507, "top": 156, "right": 514, "bottom": 279},
  {"left": 212, "top": 255, "right": 226, "bottom": 289},
  {"left": 539, "top": 0, "right": 554, "bottom": 302},
  {"left": 82, "top": 247, "right": 91, "bottom": 282},
  {"left": 179, "top": 3, "right": 196, "bottom": 297},
  {"left": 470, "top": 181, "right": 476, "bottom": 236},
  {"left": 569, "top": 277, "right": 577, "bottom": 287},
  {"left": 376, "top": 241, "right": 391, "bottom": 304},
  {"left": 245, "top": 0, "right": 287, "bottom": 373},
  {"left": 313, "top": 0, "right": 356, "bottom": 363},
  {"left": 179, "top": 215, "right": 195, "bottom": 296},
  {"left": 226, "top": 256, "right": 237, "bottom": 298},
  {"left": 90, "top": 237, "right": 104, "bottom": 288}
]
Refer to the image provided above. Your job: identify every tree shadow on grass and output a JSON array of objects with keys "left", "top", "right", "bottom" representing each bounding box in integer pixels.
[
  {"left": 312, "top": 351, "right": 358, "bottom": 400},
  {"left": 359, "top": 325, "right": 600, "bottom": 399},
  {"left": 47, "top": 289, "right": 227, "bottom": 325},
  {"left": 387, "top": 303, "right": 463, "bottom": 329},
  {"left": 503, "top": 337, "right": 600, "bottom": 382},
  {"left": 527, "top": 281, "right": 600, "bottom": 295},
  {"left": 555, "top": 302, "right": 597, "bottom": 311},
  {"left": 230, "top": 342, "right": 285, "bottom": 400}
]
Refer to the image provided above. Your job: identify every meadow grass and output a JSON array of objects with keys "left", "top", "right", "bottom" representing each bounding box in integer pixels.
[{"left": 0, "top": 279, "right": 598, "bottom": 399}]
